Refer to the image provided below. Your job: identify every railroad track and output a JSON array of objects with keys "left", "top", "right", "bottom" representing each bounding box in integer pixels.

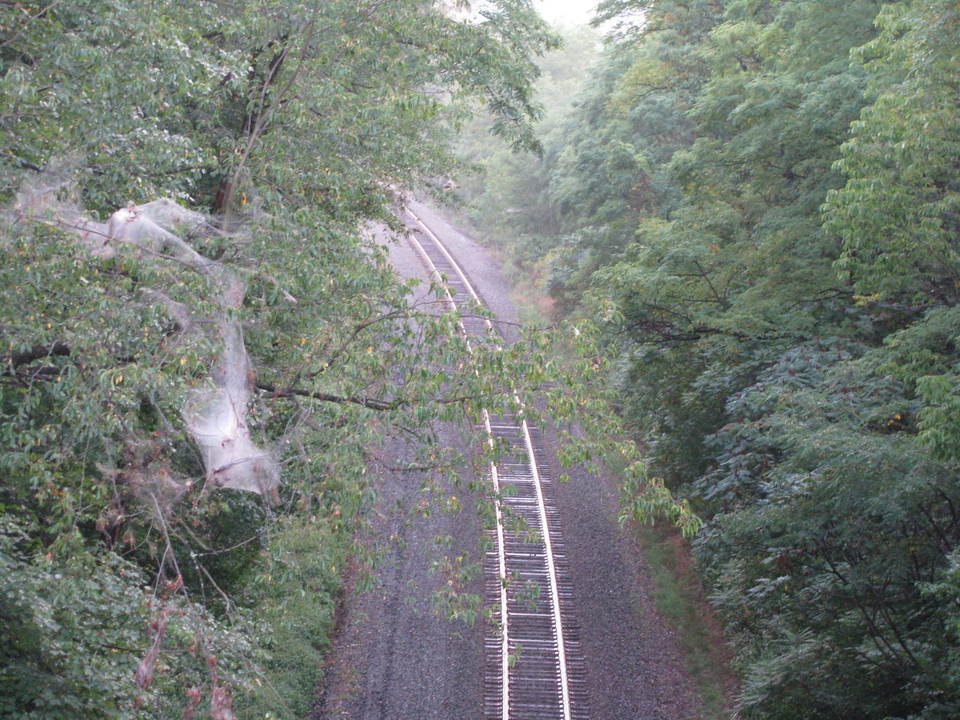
[{"left": 401, "top": 206, "right": 590, "bottom": 720}]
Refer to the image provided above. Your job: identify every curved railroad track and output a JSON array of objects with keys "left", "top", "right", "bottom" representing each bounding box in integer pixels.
[{"left": 401, "top": 206, "right": 590, "bottom": 720}]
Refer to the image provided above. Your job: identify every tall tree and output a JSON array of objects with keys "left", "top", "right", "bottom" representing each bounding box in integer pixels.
[
  {"left": 460, "top": 0, "right": 960, "bottom": 717},
  {"left": 0, "top": 1, "right": 559, "bottom": 716}
]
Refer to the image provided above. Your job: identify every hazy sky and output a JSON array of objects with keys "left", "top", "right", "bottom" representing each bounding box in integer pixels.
[{"left": 534, "top": 0, "right": 598, "bottom": 26}]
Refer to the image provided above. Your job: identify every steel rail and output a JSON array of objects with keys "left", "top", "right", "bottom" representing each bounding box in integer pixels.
[
  {"left": 401, "top": 206, "right": 584, "bottom": 720},
  {"left": 400, "top": 209, "right": 513, "bottom": 720}
]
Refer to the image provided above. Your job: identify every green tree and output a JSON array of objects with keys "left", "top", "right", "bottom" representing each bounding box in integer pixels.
[
  {"left": 825, "top": 0, "right": 960, "bottom": 303},
  {"left": 0, "top": 1, "right": 560, "bottom": 716},
  {"left": 461, "top": 0, "right": 960, "bottom": 717}
]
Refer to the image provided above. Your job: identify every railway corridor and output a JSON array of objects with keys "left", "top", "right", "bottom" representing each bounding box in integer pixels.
[
  {"left": 313, "top": 200, "right": 703, "bottom": 720},
  {"left": 402, "top": 208, "right": 589, "bottom": 720}
]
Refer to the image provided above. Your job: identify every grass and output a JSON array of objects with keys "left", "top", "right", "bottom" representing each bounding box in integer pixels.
[
  {"left": 633, "top": 520, "right": 737, "bottom": 719},
  {"left": 235, "top": 515, "right": 353, "bottom": 719}
]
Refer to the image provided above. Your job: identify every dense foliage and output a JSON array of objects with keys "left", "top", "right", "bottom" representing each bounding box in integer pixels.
[
  {"left": 0, "top": 1, "right": 568, "bottom": 717},
  {"left": 460, "top": 0, "right": 960, "bottom": 717}
]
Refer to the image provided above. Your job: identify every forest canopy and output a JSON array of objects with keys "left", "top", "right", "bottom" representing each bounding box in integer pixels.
[{"left": 460, "top": 0, "right": 960, "bottom": 717}]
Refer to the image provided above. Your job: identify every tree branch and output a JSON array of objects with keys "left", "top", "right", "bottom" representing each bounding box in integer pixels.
[
  {"left": 256, "top": 381, "right": 481, "bottom": 412},
  {"left": 5, "top": 342, "right": 70, "bottom": 368},
  {"left": 256, "top": 381, "right": 398, "bottom": 410}
]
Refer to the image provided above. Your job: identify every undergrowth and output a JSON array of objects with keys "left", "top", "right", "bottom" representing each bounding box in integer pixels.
[{"left": 633, "top": 521, "right": 737, "bottom": 719}]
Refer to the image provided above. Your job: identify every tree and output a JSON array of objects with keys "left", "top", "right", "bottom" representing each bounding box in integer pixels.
[
  {"left": 460, "top": 0, "right": 960, "bottom": 717},
  {"left": 825, "top": 0, "right": 960, "bottom": 303},
  {"left": 0, "top": 1, "right": 561, "bottom": 715}
]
